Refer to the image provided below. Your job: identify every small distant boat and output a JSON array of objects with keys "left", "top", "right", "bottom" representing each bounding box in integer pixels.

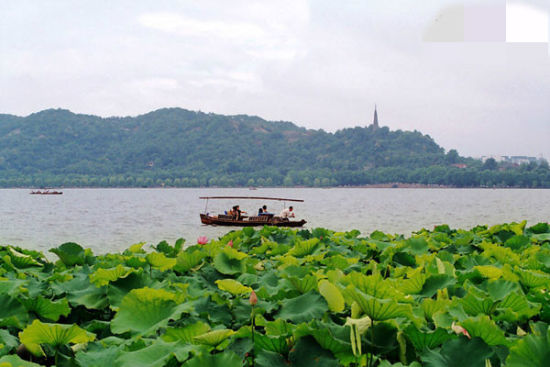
[
  {"left": 30, "top": 189, "right": 63, "bottom": 195},
  {"left": 199, "top": 196, "right": 306, "bottom": 227}
]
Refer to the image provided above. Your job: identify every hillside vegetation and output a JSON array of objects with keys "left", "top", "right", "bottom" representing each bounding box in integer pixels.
[{"left": 0, "top": 108, "right": 548, "bottom": 187}]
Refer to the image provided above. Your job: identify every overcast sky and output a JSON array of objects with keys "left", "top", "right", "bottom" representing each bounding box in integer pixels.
[{"left": 1, "top": 0, "right": 549, "bottom": 159}]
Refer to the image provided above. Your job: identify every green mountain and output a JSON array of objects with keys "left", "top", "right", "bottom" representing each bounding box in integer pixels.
[{"left": 0, "top": 108, "right": 548, "bottom": 187}]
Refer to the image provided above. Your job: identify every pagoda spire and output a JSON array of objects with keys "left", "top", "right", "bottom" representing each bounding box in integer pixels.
[{"left": 373, "top": 104, "right": 379, "bottom": 129}]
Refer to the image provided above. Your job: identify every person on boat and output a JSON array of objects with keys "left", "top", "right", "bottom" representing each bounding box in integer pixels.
[
  {"left": 233, "top": 205, "right": 246, "bottom": 220},
  {"left": 279, "top": 206, "right": 295, "bottom": 219},
  {"left": 258, "top": 205, "right": 270, "bottom": 215}
]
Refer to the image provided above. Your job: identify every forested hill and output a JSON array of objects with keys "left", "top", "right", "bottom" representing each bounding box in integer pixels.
[{"left": 0, "top": 108, "right": 548, "bottom": 187}]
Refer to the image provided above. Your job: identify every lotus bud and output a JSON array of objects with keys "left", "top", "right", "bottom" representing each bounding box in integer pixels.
[
  {"left": 249, "top": 290, "right": 258, "bottom": 305},
  {"left": 197, "top": 236, "right": 208, "bottom": 245},
  {"left": 227, "top": 240, "right": 233, "bottom": 247},
  {"left": 451, "top": 322, "right": 471, "bottom": 338}
]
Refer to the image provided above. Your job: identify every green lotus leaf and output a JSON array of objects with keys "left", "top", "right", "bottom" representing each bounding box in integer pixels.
[
  {"left": 0, "top": 329, "right": 18, "bottom": 357},
  {"left": 305, "top": 320, "right": 352, "bottom": 359},
  {"left": 397, "top": 270, "right": 427, "bottom": 295},
  {"left": 288, "top": 335, "right": 339, "bottom": 367},
  {"left": 405, "top": 237, "right": 429, "bottom": 255},
  {"left": 174, "top": 249, "right": 205, "bottom": 273},
  {"left": 514, "top": 267, "right": 550, "bottom": 288},
  {"left": 111, "top": 287, "right": 190, "bottom": 335},
  {"left": 506, "top": 325, "right": 550, "bottom": 367},
  {"left": 117, "top": 339, "right": 195, "bottom": 367},
  {"left": 0, "top": 355, "right": 43, "bottom": 367},
  {"left": 287, "top": 274, "right": 317, "bottom": 294},
  {"left": 485, "top": 279, "right": 521, "bottom": 300},
  {"left": 146, "top": 252, "right": 176, "bottom": 271},
  {"left": 7, "top": 247, "right": 42, "bottom": 268},
  {"left": 532, "top": 233, "right": 550, "bottom": 243},
  {"left": 162, "top": 321, "right": 211, "bottom": 343},
  {"left": 460, "top": 315, "right": 509, "bottom": 346},
  {"left": 419, "top": 274, "right": 456, "bottom": 298},
  {"left": 474, "top": 265, "right": 503, "bottom": 280},
  {"left": 49, "top": 242, "right": 86, "bottom": 266},
  {"left": 255, "top": 350, "right": 289, "bottom": 367},
  {"left": 528, "top": 222, "right": 549, "bottom": 234},
  {"left": 404, "top": 325, "right": 454, "bottom": 351},
  {"left": 254, "top": 334, "right": 289, "bottom": 354},
  {"left": 318, "top": 279, "right": 345, "bottom": 313},
  {"left": 343, "top": 287, "right": 412, "bottom": 321},
  {"left": 215, "top": 279, "right": 253, "bottom": 295},
  {"left": 0, "top": 279, "right": 25, "bottom": 297},
  {"left": 458, "top": 293, "right": 495, "bottom": 316},
  {"left": 126, "top": 242, "right": 146, "bottom": 253},
  {"left": 276, "top": 291, "right": 329, "bottom": 323},
  {"left": 89, "top": 264, "right": 137, "bottom": 287},
  {"left": 21, "top": 296, "right": 70, "bottom": 321},
  {"left": 57, "top": 272, "right": 108, "bottom": 309},
  {"left": 421, "top": 336, "right": 493, "bottom": 367},
  {"left": 288, "top": 238, "right": 320, "bottom": 257},
  {"left": 421, "top": 296, "right": 452, "bottom": 320},
  {"left": 264, "top": 319, "right": 295, "bottom": 336},
  {"left": 75, "top": 344, "right": 122, "bottom": 367},
  {"left": 19, "top": 319, "right": 95, "bottom": 357},
  {"left": 345, "top": 272, "right": 404, "bottom": 300},
  {"left": 106, "top": 271, "right": 155, "bottom": 308},
  {"left": 193, "top": 328, "right": 235, "bottom": 346},
  {"left": 182, "top": 351, "right": 242, "bottom": 367},
  {"left": 213, "top": 247, "right": 247, "bottom": 275},
  {"left": 0, "top": 293, "right": 28, "bottom": 328},
  {"left": 504, "top": 235, "right": 529, "bottom": 250}
]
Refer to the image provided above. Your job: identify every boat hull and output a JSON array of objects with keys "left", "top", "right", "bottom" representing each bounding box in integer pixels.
[{"left": 200, "top": 214, "right": 306, "bottom": 227}]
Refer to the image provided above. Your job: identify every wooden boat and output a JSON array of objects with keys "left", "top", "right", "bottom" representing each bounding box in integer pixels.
[
  {"left": 30, "top": 189, "right": 63, "bottom": 195},
  {"left": 199, "top": 196, "right": 306, "bottom": 227}
]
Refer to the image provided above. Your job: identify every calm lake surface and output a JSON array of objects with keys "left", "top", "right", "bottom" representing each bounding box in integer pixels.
[{"left": 1, "top": 188, "right": 549, "bottom": 255}]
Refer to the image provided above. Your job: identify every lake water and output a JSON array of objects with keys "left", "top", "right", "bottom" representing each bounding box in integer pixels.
[{"left": 1, "top": 188, "right": 549, "bottom": 255}]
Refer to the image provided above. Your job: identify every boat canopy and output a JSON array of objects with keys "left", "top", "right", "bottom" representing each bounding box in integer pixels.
[{"left": 199, "top": 196, "right": 304, "bottom": 202}]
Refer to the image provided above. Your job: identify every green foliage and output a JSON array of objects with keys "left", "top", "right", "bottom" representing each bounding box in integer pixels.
[
  {"left": 0, "top": 221, "right": 548, "bottom": 366},
  {"left": 3, "top": 108, "right": 547, "bottom": 187}
]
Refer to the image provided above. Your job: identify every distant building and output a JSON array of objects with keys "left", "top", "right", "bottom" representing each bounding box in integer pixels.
[
  {"left": 451, "top": 163, "right": 467, "bottom": 169},
  {"left": 481, "top": 155, "right": 542, "bottom": 165},
  {"left": 372, "top": 105, "right": 379, "bottom": 130}
]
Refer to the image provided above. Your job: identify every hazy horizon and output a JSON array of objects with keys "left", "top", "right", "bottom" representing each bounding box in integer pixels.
[{"left": 1, "top": 0, "right": 549, "bottom": 159}]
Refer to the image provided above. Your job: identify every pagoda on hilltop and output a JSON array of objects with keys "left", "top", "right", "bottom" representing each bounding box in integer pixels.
[{"left": 372, "top": 105, "right": 379, "bottom": 130}]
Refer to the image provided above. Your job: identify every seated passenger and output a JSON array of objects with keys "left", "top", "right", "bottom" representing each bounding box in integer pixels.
[{"left": 279, "top": 206, "right": 295, "bottom": 219}]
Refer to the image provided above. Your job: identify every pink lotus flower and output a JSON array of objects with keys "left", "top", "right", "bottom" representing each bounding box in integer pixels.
[
  {"left": 249, "top": 290, "right": 258, "bottom": 306},
  {"left": 451, "top": 322, "right": 471, "bottom": 339},
  {"left": 227, "top": 240, "right": 233, "bottom": 247},
  {"left": 197, "top": 236, "right": 208, "bottom": 245}
]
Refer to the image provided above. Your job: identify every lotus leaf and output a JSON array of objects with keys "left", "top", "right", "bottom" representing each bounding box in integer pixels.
[
  {"left": 213, "top": 248, "right": 247, "bottom": 275},
  {"left": 0, "top": 355, "right": 43, "bottom": 367},
  {"left": 174, "top": 250, "right": 205, "bottom": 273},
  {"left": 0, "top": 329, "right": 18, "bottom": 357},
  {"left": 404, "top": 325, "right": 454, "bottom": 351},
  {"left": 421, "top": 336, "right": 493, "bottom": 367},
  {"left": 276, "top": 291, "right": 328, "bottom": 323},
  {"left": 193, "top": 329, "right": 235, "bottom": 346},
  {"left": 255, "top": 350, "right": 288, "bottom": 367},
  {"left": 117, "top": 339, "right": 195, "bottom": 367},
  {"left": 49, "top": 242, "right": 86, "bottom": 266},
  {"left": 254, "top": 334, "right": 289, "bottom": 354},
  {"left": 288, "top": 238, "right": 320, "bottom": 257},
  {"left": 163, "top": 321, "right": 211, "bottom": 343},
  {"left": 146, "top": 252, "right": 176, "bottom": 271},
  {"left": 318, "top": 279, "right": 345, "bottom": 313},
  {"left": 182, "top": 351, "right": 242, "bottom": 367},
  {"left": 7, "top": 247, "right": 42, "bottom": 268},
  {"left": 288, "top": 336, "right": 339, "bottom": 367},
  {"left": 0, "top": 294, "right": 28, "bottom": 328},
  {"left": 19, "top": 319, "right": 95, "bottom": 357},
  {"left": 215, "top": 279, "right": 253, "bottom": 295},
  {"left": 89, "top": 264, "right": 136, "bottom": 287},
  {"left": 343, "top": 287, "right": 412, "bottom": 321},
  {"left": 21, "top": 296, "right": 70, "bottom": 321},
  {"left": 111, "top": 287, "right": 190, "bottom": 335},
  {"left": 506, "top": 325, "right": 550, "bottom": 366},
  {"left": 75, "top": 344, "right": 122, "bottom": 367}
]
